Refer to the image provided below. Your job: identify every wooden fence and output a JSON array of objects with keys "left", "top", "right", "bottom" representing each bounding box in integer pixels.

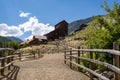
[
  {"left": 14, "top": 49, "right": 41, "bottom": 61},
  {"left": 0, "top": 48, "right": 14, "bottom": 75},
  {"left": 64, "top": 42, "right": 120, "bottom": 80}
]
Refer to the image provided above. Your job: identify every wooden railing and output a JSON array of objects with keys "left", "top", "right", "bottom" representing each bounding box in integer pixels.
[
  {"left": 64, "top": 42, "right": 120, "bottom": 80},
  {"left": 14, "top": 49, "right": 41, "bottom": 61},
  {"left": 0, "top": 48, "right": 14, "bottom": 75}
]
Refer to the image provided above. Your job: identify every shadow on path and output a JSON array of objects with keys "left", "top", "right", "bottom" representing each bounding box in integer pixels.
[{"left": 0, "top": 65, "right": 20, "bottom": 80}]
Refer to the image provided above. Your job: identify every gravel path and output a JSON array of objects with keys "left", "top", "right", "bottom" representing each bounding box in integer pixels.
[{"left": 15, "top": 53, "right": 89, "bottom": 80}]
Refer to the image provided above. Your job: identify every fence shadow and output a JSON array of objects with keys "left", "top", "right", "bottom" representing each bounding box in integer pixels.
[{"left": 0, "top": 65, "right": 20, "bottom": 80}]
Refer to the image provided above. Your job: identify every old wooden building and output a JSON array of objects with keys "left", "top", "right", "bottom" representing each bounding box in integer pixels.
[
  {"left": 20, "top": 35, "right": 47, "bottom": 46},
  {"left": 45, "top": 20, "right": 68, "bottom": 41},
  {"left": 29, "top": 35, "right": 47, "bottom": 45}
]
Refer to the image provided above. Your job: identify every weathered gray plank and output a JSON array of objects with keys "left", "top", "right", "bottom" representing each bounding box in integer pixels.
[
  {"left": 65, "top": 59, "right": 110, "bottom": 80},
  {"left": 72, "top": 49, "right": 120, "bottom": 56},
  {"left": 69, "top": 55, "right": 120, "bottom": 74}
]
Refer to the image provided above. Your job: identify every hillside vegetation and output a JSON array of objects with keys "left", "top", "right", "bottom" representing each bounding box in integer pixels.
[
  {"left": 7, "top": 36, "right": 23, "bottom": 42},
  {"left": 0, "top": 36, "right": 11, "bottom": 47},
  {"left": 67, "top": 1, "right": 120, "bottom": 49},
  {"left": 0, "top": 36, "right": 21, "bottom": 50},
  {"left": 65, "top": 1, "right": 120, "bottom": 70}
]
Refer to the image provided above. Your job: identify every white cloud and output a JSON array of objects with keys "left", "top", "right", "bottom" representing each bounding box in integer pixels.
[
  {"left": 19, "top": 11, "right": 31, "bottom": 18},
  {"left": 0, "top": 24, "right": 23, "bottom": 37},
  {"left": 0, "top": 13, "right": 54, "bottom": 40},
  {"left": 19, "top": 16, "right": 55, "bottom": 36}
]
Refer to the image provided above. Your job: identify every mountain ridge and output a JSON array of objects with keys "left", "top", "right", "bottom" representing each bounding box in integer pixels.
[
  {"left": 68, "top": 17, "right": 93, "bottom": 33},
  {"left": 6, "top": 36, "right": 23, "bottom": 42}
]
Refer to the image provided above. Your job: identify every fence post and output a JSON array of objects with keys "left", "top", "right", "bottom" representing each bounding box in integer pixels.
[
  {"left": 37, "top": 49, "right": 40, "bottom": 58},
  {"left": 70, "top": 48, "right": 72, "bottom": 69},
  {"left": 7, "top": 50, "right": 11, "bottom": 70},
  {"left": 77, "top": 46, "right": 81, "bottom": 71},
  {"left": 11, "top": 50, "right": 14, "bottom": 66},
  {"left": 1, "top": 50, "right": 5, "bottom": 75},
  {"left": 81, "top": 46, "right": 84, "bottom": 57},
  {"left": 89, "top": 45, "right": 94, "bottom": 80},
  {"left": 113, "top": 42, "right": 120, "bottom": 80},
  {"left": 64, "top": 47, "right": 66, "bottom": 64},
  {"left": 18, "top": 52, "right": 22, "bottom": 61}
]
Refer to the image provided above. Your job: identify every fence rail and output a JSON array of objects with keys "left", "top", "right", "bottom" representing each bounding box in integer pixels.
[
  {"left": 0, "top": 48, "right": 14, "bottom": 75},
  {"left": 64, "top": 42, "right": 120, "bottom": 80}
]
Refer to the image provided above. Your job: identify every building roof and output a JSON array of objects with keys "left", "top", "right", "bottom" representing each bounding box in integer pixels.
[
  {"left": 55, "top": 20, "right": 68, "bottom": 29},
  {"left": 34, "top": 35, "right": 47, "bottom": 40},
  {"left": 20, "top": 39, "right": 31, "bottom": 45}
]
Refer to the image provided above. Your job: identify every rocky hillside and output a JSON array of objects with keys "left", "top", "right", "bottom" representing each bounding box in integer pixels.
[{"left": 68, "top": 17, "right": 93, "bottom": 33}]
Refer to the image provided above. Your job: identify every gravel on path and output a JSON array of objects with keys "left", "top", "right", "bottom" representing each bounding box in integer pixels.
[{"left": 15, "top": 53, "right": 89, "bottom": 80}]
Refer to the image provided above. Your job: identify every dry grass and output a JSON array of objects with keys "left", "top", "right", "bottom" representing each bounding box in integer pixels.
[{"left": 19, "top": 42, "right": 64, "bottom": 55}]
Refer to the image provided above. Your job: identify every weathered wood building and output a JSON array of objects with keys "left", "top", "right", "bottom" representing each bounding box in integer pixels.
[
  {"left": 20, "top": 36, "right": 47, "bottom": 46},
  {"left": 28, "top": 36, "right": 47, "bottom": 45},
  {"left": 45, "top": 20, "right": 68, "bottom": 41}
]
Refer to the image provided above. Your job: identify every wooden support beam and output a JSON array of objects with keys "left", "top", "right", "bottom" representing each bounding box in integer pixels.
[
  {"left": 64, "top": 47, "right": 66, "bottom": 64},
  {"left": 65, "top": 60, "right": 110, "bottom": 80},
  {"left": 70, "top": 48, "right": 72, "bottom": 69},
  {"left": 89, "top": 45, "right": 94, "bottom": 80},
  {"left": 113, "top": 42, "right": 120, "bottom": 80},
  {"left": 10, "top": 50, "right": 14, "bottom": 66},
  {"left": 7, "top": 50, "right": 11, "bottom": 70},
  {"left": 1, "top": 51, "right": 5, "bottom": 75},
  {"left": 77, "top": 46, "right": 81, "bottom": 71}
]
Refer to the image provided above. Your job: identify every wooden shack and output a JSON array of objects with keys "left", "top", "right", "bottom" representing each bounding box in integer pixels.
[
  {"left": 45, "top": 20, "right": 68, "bottom": 41},
  {"left": 29, "top": 35, "right": 47, "bottom": 45},
  {"left": 20, "top": 35, "right": 47, "bottom": 46}
]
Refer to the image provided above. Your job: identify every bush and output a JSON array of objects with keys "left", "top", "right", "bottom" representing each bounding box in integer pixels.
[
  {"left": 9, "top": 41, "right": 20, "bottom": 50},
  {"left": 80, "top": 1, "right": 120, "bottom": 71}
]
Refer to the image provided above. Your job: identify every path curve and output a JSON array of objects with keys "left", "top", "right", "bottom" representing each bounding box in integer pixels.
[{"left": 15, "top": 53, "right": 89, "bottom": 80}]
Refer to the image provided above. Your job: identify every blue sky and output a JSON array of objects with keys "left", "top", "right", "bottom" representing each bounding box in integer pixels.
[{"left": 0, "top": 0, "right": 119, "bottom": 40}]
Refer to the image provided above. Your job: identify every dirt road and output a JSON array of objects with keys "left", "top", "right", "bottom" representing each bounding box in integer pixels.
[{"left": 15, "top": 53, "right": 89, "bottom": 80}]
